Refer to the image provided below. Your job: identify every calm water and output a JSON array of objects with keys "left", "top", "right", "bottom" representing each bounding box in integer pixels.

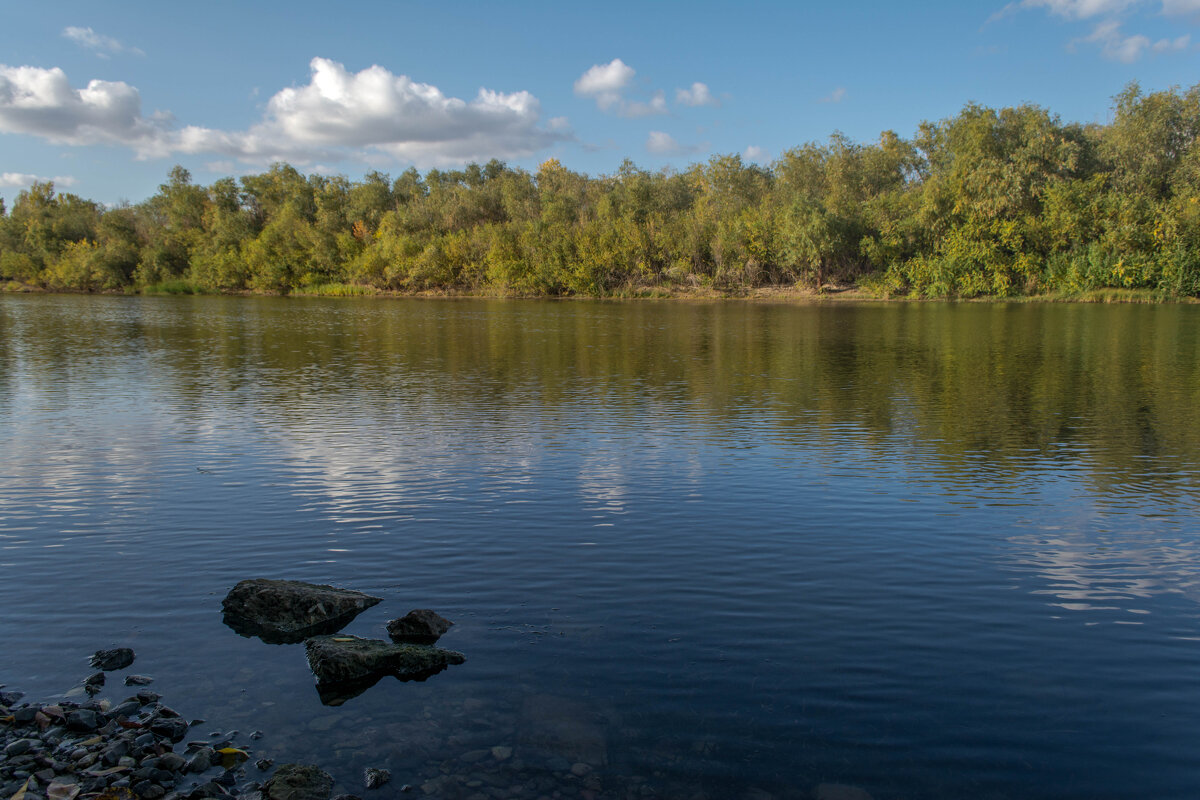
[{"left": 2, "top": 295, "right": 1200, "bottom": 800}]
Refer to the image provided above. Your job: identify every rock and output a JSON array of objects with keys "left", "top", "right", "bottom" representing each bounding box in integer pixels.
[
  {"left": 221, "top": 580, "right": 382, "bottom": 645},
  {"left": 124, "top": 676, "right": 154, "bottom": 687},
  {"left": 90, "top": 649, "right": 135, "bottom": 671},
  {"left": 570, "top": 764, "right": 592, "bottom": 777},
  {"left": 304, "top": 636, "right": 464, "bottom": 693},
  {"left": 262, "top": 765, "right": 334, "bottom": 800},
  {"left": 813, "top": 785, "right": 873, "bottom": 800},
  {"left": 385, "top": 610, "right": 453, "bottom": 644},
  {"left": 5, "top": 739, "right": 36, "bottom": 757},
  {"left": 332, "top": 795, "right": 361, "bottom": 800},
  {"left": 490, "top": 747, "right": 512, "bottom": 762},
  {"left": 84, "top": 672, "right": 106, "bottom": 688},
  {"left": 363, "top": 769, "right": 390, "bottom": 790},
  {"left": 158, "top": 753, "right": 187, "bottom": 773},
  {"left": 254, "top": 760, "right": 274, "bottom": 772},
  {"left": 66, "top": 710, "right": 100, "bottom": 732},
  {"left": 149, "top": 718, "right": 189, "bottom": 743},
  {"left": 0, "top": 690, "right": 24, "bottom": 707}
]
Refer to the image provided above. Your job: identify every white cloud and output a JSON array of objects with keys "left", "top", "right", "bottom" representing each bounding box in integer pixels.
[
  {"left": 743, "top": 145, "right": 769, "bottom": 162},
  {"left": 0, "top": 171, "right": 76, "bottom": 188},
  {"left": 0, "top": 58, "right": 568, "bottom": 167},
  {"left": 621, "top": 90, "right": 667, "bottom": 118},
  {"left": 819, "top": 87, "right": 847, "bottom": 104},
  {"left": 645, "top": 131, "right": 706, "bottom": 156},
  {"left": 0, "top": 64, "right": 172, "bottom": 153},
  {"left": 1074, "top": 19, "right": 1190, "bottom": 60},
  {"left": 574, "top": 58, "right": 634, "bottom": 111},
  {"left": 573, "top": 58, "right": 668, "bottom": 118},
  {"left": 676, "top": 82, "right": 719, "bottom": 107},
  {"left": 62, "top": 26, "right": 143, "bottom": 58}
]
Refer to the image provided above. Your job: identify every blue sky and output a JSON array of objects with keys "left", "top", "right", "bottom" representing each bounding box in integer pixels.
[{"left": 1, "top": 0, "right": 1198, "bottom": 204}]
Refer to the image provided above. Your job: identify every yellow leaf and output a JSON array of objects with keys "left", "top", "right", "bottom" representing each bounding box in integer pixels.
[
  {"left": 9, "top": 778, "right": 30, "bottom": 800},
  {"left": 331, "top": 637, "right": 356, "bottom": 642},
  {"left": 215, "top": 747, "right": 248, "bottom": 756}
]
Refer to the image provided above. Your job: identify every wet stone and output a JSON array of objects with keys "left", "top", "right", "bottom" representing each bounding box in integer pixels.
[
  {"left": 363, "top": 769, "right": 390, "bottom": 790},
  {"left": 222, "top": 580, "right": 382, "bottom": 645},
  {"left": 5, "top": 739, "right": 37, "bottom": 757},
  {"left": 385, "top": 610, "right": 453, "bottom": 644},
  {"left": 124, "top": 676, "right": 155, "bottom": 687},
  {"left": 66, "top": 711, "right": 100, "bottom": 732},
  {"left": 90, "top": 649, "right": 136, "bottom": 671},
  {"left": 262, "top": 764, "right": 334, "bottom": 800}
]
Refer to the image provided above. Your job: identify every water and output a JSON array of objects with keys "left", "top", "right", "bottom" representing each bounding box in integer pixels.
[{"left": 2, "top": 294, "right": 1199, "bottom": 799}]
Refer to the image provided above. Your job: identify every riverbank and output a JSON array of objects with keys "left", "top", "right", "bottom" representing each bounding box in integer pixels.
[{"left": 4, "top": 279, "right": 1194, "bottom": 304}]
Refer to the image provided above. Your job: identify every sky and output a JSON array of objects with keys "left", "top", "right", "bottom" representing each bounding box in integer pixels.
[{"left": 0, "top": 0, "right": 1198, "bottom": 204}]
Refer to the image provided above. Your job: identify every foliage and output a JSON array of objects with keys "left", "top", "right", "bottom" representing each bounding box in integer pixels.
[{"left": 2, "top": 82, "right": 1199, "bottom": 298}]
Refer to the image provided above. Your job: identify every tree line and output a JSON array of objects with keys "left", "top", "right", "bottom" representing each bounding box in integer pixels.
[{"left": 2, "top": 82, "right": 1199, "bottom": 299}]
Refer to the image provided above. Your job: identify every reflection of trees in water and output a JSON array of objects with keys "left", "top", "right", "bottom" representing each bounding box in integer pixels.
[{"left": 4, "top": 296, "right": 1199, "bottom": 511}]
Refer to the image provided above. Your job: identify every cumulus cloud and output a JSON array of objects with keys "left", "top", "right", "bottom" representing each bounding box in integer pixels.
[
  {"left": 0, "top": 58, "right": 568, "bottom": 166},
  {"left": 574, "top": 58, "right": 634, "bottom": 111},
  {"left": 819, "top": 87, "right": 847, "bottom": 104},
  {"left": 0, "top": 172, "right": 76, "bottom": 188},
  {"left": 676, "top": 82, "right": 719, "bottom": 107},
  {"left": 0, "top": 64, "right": 172, "bottom": 153},
  {"left": 62, "top": 26, "right": 143, "bottom": 58},
  {"left": 645, "top": 131, "right": 706, "bottom": 156},
  {"left": 743, "top": 145, "right": 769, "bottom": 162},
  {"left": 175, "top": 58, "right": 568, "bottom": 164},
  {"left": 574, "top": 58, "right": 669, "bottom": 118}
]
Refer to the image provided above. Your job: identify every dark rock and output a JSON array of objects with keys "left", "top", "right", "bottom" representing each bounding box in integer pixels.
[
  {"left": 90, "top": 649, "right": 136, "bottom": 671},
  {"left": 187, "top": 749, "right": 214, "bottom": 774},
  {"left": 85, "top": 672, "right": 106, "bottom": 688},
  {"left": 332, "top": 795, "right": 361, "bottom": 800},
  {"left": 158, "top": 753, "right": 187, "bottom": 773},
  {"left": 363, "top": 768, "right": 390, "bottom": 790},
  {"left": 385, "top": 610, "right": 453, "bottom": 644},
  {"left": 149, "top": 718, "right": 189, "bottom": 743},
  {"left": 102, "top": 742, "right": 129, "bottom": 766},
  {"left": 114, "top": 701, "right": 142, "bottom": 717},
  {"left": 67, "top": 710, "right": 100, "bottom": 732},
  {"left": 13, "top": 707, "right": 38, "bottom": 723},
  {"left": 262, "top": 764, "right": 334, "bottom": 800},
  {"left": 305, "top": 635, "right": 464, "bottom": 685},
  {"left": 221, "top": 580, "right": 382, "bottom": 645},
  {"left": 0, "top": 690, "right": 24, "bottom": 707},
  {"left": 136, "top": 691, "right": 161, "bottom": 705},
  {"left": 254, "top": 759, "right": 274, "bottom": 772},
  {"left": 5, "top": 739, "right": 36, "bottom": 757},
  {"left": 124, "top": 676, "right": 154, "bottom": 687}
]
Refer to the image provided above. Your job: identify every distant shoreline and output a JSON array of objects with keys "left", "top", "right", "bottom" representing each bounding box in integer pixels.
[{"left": 4, "top": 281, "right": 1196, "bottom": 304}]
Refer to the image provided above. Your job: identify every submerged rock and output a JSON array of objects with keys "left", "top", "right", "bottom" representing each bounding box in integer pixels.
[
  {"left": 385, "top": 609, "right": 453, "bottom": 644},
  {"left": 221, "top": 579, "right": 382, "bottom": 645},
  {"left": 363, "top": 768, "right": 390, "bottom": 790},
  {"left": 304, "top": 636, "right": 464, "bottom": 704},
  {"left": 263, "top": 764, "right": 334, "bottom": 800},
  {"left": 90, "top": 648, "right": 135, "bottom": 670}
]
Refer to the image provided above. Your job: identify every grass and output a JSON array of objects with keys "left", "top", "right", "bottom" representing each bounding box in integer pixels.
[
  {"left": 292, "top": 283, "right": 379, "bottom": 297},
  {"left": 141, "top": 280, "right": 211, "bottom": 295}
]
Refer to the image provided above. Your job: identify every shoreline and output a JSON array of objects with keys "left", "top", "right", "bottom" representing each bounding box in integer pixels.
[{"left": 3, "top": 281, "right": 1195, "bottom": 305}]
